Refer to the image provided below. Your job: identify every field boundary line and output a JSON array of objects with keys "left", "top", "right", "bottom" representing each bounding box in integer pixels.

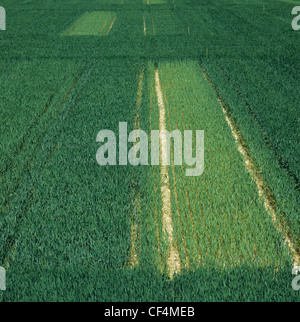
[
  {"left": 149, "top": 66, "right": 164, "bottom": 272},
  {"left": 160, "top": 70, "right": 190, "bottom": 269},
  {"left": 155, "top": 68, "right": 181, "bottom": 279},
  {"left": 200, "top": 64, "right": 300, "bottom": 268},
  {"left": 106, "top": 15, "right": 117, "bottom": 36}
]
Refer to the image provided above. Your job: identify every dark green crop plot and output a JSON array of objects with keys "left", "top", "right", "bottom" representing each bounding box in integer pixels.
[{"left": 0, "top": 0, "right": 299, "bottom": 302}]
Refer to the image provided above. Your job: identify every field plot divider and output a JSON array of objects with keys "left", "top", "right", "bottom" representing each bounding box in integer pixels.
[
  {"left": 200, "top": 64, "right": 300, "bottom": 268},
  {"left": 106, "top": 15, "right": 117, "bottom": 36},
  {"left": 159, "top": 67, "right": 191, "bottom": 270},
  {"left": 155, "top": 68, "right": 181, "bottom": 279}
]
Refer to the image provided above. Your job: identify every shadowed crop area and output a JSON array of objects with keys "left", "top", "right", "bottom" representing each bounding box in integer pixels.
[{"left": 0, "top": 0, "right": 299, "bottom": 302}]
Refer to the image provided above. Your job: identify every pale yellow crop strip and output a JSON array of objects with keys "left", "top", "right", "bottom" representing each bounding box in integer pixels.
[
  {"left": 164, "top": 63, "right": 201, "bottom": 266},
  {"left": 149, "top": 67, "right": 165, "bottom": 272},
  {"left": 175, "top": 66, "right": 230, "bottom": 266},
  {"left": 160, "top": 68, "right": 190, "bottom": 269},
  {"left": 166, "top": 65, "right": 202, "bottom": 267},
  {"left": 128, "top": 70, "right": 144, "bottom": 269},
  {"left": 150, "top": 70, "right": 165, "bottom": 272},
  {"left": 155, "top": 68, "right": 181, "bottom": 279},
  {"left": 178, "top": 65, "right": 238, "bottom": 267},
  {"left": 164, "top": 63, "right": 190, "bottom": 266},
  {"left": 176, "top": 68, "right": 212, "bottom": 266},
  {"left": 154, "top": 181, "right": 165, "bottom": 272},
  {"left": 183, "top": 70, "right": 243, "bottom": 266},
  {"left": 106, "top": 15, "right": 117, "bottom": 36},
  {"left": 201, "top": 65, "right": 300, "bottom": 268}
]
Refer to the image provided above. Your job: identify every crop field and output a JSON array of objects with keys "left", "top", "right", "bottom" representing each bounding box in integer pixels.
[{"left": 0, "top": 0, "right": 299, "bottom": 302}]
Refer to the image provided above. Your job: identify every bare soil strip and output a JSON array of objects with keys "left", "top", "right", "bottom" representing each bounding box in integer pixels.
[
  {"left": 201, "top": 65, "right": 300, "bottom": 268},
  {"left": 149, "top": 67, "right": 164, "bottom": 272},
  {"left": 159, "top": 70, "right": 191, "bottom": 269},
  {"left": 155, "top": 68, "right": 181, "bottom": 279}
]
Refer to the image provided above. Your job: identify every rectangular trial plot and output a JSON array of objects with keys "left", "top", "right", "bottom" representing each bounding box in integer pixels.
[
  {"left": 137, "top": 61, "right": 293, "bottom": 277},
  {"left": 65, "top": 11, "right": 117, "bottom": 36}
]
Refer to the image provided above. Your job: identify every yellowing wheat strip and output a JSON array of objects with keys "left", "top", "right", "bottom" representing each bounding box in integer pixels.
[
  {"left": 149, "top": 66, "right": 164, "bottom": 272},
  {"left": 159, "top": 69, "right": 190, "bottom": 269},
  {"left": 106, "top": 15, "right": 117, "bottom": 35},
  {"left": 155, "top": 68, "right": 181, "bottom": 279},
  {"left": 201, "top": 65, "right": 300, "bottom": 268}
]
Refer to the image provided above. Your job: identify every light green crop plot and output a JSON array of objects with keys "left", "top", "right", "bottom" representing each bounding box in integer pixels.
[
  {"left": 65, "top": 11, "right": 117, "bottom": 36},
  {"left": 145, "top": 61, "right": 293, "bottom": 271}
]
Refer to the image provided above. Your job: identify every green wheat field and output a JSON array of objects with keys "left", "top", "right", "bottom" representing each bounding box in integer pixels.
[{"left": 0, "top": 0, "right": 299, "bottom": 302}]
